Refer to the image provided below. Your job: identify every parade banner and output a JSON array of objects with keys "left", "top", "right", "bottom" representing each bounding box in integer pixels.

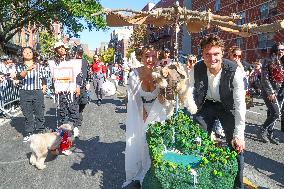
[{"left": 48, "top": 59, "right": 82, "bottom": 94}]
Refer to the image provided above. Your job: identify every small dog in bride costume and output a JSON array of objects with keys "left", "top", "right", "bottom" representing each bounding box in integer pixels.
[
  {"left": 28, "top": 124, "right": 77, "bottom": 170},
  {"left": 152, "top": 62, "right": 197, "bottom": 116}
]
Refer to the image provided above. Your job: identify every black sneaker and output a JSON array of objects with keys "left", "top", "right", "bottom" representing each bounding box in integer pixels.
[
  {"left": 123, "top": 180, "right": 141, "bottom": 189},
  {"left": 97, "top": 99, "right": 102, "bottom": 106},
  {"left": 268, "top": 133, "right": 279, "bottom": 145},
  {"left": 260, "top": 129, "right": 269, "bottom": 143}
]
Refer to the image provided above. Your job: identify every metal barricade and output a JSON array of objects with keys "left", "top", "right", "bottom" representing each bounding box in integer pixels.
[{"left": 0, "top": 80, "right": 20, "bottom": 117}]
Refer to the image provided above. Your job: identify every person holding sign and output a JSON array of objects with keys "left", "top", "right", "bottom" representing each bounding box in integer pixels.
[{"left": 49, "top": 42, "right": 82, "bottom": 133}]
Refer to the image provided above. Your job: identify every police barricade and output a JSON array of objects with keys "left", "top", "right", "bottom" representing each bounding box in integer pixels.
[{"left": 0, "top": 80, "right": 20, "bottom": 117}]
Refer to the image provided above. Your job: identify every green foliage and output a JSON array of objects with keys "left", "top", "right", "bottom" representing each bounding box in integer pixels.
[
  {"left": 0, "top": 0, "right": 107, "bottom": 47},
  {"left": 143, "top": 111, "right": 238, "bottom": 189},
  {"left": 39, "top": 31, "right": 57, "bottom": 58},
  {"left": 83, "top": 53, "right": 93, "bottom": 64},
  {"left": 128, "top": 25, "right": 148, "bottom": 50},
  {"left": 100, "top": 48, "right": 114, "bottom": 63}
]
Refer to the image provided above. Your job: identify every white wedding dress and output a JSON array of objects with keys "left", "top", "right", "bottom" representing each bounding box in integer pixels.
[{"left": 123, "top": 70, "right": 168, "bottom": 188}]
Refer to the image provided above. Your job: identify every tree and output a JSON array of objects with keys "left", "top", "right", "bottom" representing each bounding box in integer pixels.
[
  {"left": 0, "top": 0, "right": 106, "bottom": 49},
  {"left": 83, "top": 53, "right": 93, "bottom": 64},
  {"left": 128, "top": 25, "right": 148, "bottom": 50},
  {"left": 100, "top": 48, "right": 114, "bottom": 64},
  {"left": 39, "top": 31, "right": 57, "bottom": 59}
]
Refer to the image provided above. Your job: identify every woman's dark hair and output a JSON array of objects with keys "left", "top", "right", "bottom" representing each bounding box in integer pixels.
[
  {"left": 270, "top": 42, "right": 284, "bottom": 57},
  {"left": 135, "top": 45, "right": 155, "bottom": 62},
  {"left": 228, "top": 45, "right": 242, "bottom": 54}
]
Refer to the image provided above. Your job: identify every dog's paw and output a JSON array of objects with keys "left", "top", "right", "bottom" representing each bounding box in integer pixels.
[
  {"left": 184, "top": 99, "right": 198, "bottom": 115},
  {"left": 29, "top": 155, "right": 36, "bottom": 166},
  {"left": 73, "top": 127, "right": 79, "bottom": 138},
  {"left": 36, "top": 163, "right": 47, "bottom": 170},
  {"left": 62, "top": 150, "right": 72, "bottom": 156}
]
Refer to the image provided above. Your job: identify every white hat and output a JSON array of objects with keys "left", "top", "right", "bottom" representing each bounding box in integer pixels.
[{"left": 54, "top": 41, "right": 66, "bottom": 49}]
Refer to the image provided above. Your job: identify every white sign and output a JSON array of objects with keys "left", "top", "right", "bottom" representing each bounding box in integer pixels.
[{"left": 48, "top": 59, "right": 82, "bottom": 93}]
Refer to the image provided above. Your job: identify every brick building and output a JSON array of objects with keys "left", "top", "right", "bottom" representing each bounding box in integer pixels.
[
  {"left": 190, "top": 0, "right": 284, "bottom": 62},
  {"left": 147, "top": 0, "right": 184, "bottom": 57}
]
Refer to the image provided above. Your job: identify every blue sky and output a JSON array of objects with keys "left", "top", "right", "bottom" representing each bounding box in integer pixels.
[{"left": 78, "top": 0, "right": 159, "bottom": 50}]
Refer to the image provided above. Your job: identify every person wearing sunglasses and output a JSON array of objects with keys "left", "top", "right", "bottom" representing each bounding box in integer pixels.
[
  {"left": 187, "top": 35, "right": 246, "bottom": 189},
  {"left": 186, "top": 54, "right": 197, "bottom": 71},
  {"left": 157, "top": 48, "right": 173, "bottom": 67},
  {"left": 260, "top": 42, "right": 284, "bottom": 144}
]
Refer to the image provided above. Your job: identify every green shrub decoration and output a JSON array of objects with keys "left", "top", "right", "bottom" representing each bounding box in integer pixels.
[{"left": 143, "top": 111, "right": 238, "bottom": 189}]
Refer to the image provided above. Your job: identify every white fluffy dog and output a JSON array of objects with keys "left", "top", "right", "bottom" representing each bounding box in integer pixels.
[
  {"left": 152, "top": 62, "right": 197, "bottom": 116},
  {"left": 102, "top": 80, "right": 116, "bottom": 97},
  {"left": 29, "top": 124, "right": 74, "bottom": 170}
]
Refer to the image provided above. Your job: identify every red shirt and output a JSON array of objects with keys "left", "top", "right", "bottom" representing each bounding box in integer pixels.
[{"left": 91, "top": 61, "right": 106, "bottom": 74}]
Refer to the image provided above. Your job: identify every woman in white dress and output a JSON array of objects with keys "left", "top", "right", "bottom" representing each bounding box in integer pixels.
[{"left": 123, "top": 46, "right": 167, "bottom": 188}]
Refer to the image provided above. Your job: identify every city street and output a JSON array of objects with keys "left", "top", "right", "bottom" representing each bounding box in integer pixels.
[{"left": 0, "top": 89, "right": 283, "bottom": 189}]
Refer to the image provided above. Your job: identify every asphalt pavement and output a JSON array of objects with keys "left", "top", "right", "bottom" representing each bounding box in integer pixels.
[{"left": 0, "top": 87, "right": 283, "bottom": 189}]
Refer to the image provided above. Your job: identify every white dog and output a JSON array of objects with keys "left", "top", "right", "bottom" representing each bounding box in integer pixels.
[
  {"left": 152, "top": 62, "right": 197, "bottom": 116},
  {"left": 29, "top": 124, "right": 75, "bottom": 170}
]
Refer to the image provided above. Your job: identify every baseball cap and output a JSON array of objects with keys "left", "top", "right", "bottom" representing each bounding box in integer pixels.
[{"left": 54, "top": 41, "right": 66, "bottom": 49}]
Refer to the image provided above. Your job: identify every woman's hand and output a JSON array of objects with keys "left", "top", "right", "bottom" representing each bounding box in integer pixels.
[
  {"left": 42, "top": 85, "right": 47, "bottom": 94},
  {"left": 158, "top": 93, "right": 165, "bottom": 104}
]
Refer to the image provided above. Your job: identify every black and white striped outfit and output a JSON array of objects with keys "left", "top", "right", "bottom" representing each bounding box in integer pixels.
[
  {"left": 16, "top": 62, "right": 47, "bottom": 136},
  {"left": 0, "top": 62, "right": 19, "bottom": 113}
]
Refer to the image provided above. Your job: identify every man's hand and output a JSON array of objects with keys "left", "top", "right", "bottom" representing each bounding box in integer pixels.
[
  {"left": 75, "top": 87, "right": 81, "bottom": 97},
  {"left": 85, "top": 83, "right": 91, "bottom": 91},
  {"left": 267, "top": 94, "right": 276, "bottom": 102},
  {"left": 0, "top": 75, "right": 4, "bottom": 82},
  {"left": 42, "top": 85, "right": 47, "bottom": 94},
  {"left": 231, "top": 138, "right": 245, "bottom": 154}
]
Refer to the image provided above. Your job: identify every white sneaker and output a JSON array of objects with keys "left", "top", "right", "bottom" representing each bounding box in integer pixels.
[
  {"left": 62, "top": 149, "right": 72, "bottom": 156},
  {"left": 23, "top": 133, "right": 32, "bottom": 142},
  {"left": 215, "top": 127, "right": 225, "bottom": 137},
  {"left": 73, "top": 127, "right": 79, "bottom": 138}
]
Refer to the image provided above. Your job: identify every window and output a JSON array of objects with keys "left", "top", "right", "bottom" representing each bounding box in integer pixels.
[
  {"left": 258, "top": 33, "right": 275, "bottom": 48},
  {"left": 214, "top": 0, "right": 221, "bottom": 12},
  {"left": 260, "top": 3, "right": 269, "bottom": 19},
  {"left": 237, "top": 11, "right": 246, "bottom": 25},
  {"left": 269, "top": 0, "right": 278, "bottom": 17},
  {"left": 200, "top": 5, "right": 206, "bottom": 11},
  {"left": 236, "top": 37, "right": 243, "bottom": 48}
]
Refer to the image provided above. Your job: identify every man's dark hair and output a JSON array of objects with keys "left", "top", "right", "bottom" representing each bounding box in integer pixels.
[
  {"left": 200, "top": 35, "right": 224, "bottom": 50},
  {"left": 270, "top": 41, "right": 284, "bottom": 57}
]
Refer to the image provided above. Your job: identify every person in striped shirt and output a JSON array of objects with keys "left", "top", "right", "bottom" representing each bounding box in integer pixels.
[{"left": 15, "top": 47, "right": 47, "bottom": 142}]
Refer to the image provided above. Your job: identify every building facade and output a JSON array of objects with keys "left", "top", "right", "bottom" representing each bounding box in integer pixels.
[
  {"left": 147, "top": 0, "right": 184, "bottom": 58},
  {"left": 190, "top": 0, "right": 284, "bottom": 62},
  {"left": 109, "top": 26, "right": 133, "bottom": 63}
]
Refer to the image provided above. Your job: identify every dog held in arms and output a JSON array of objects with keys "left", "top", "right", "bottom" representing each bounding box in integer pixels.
[
  {"left": 152, "top": 62, "right": 197, "bottom": 117},
  {"left": 28, "top": 124, "right": 77, "bottom": 170}
]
